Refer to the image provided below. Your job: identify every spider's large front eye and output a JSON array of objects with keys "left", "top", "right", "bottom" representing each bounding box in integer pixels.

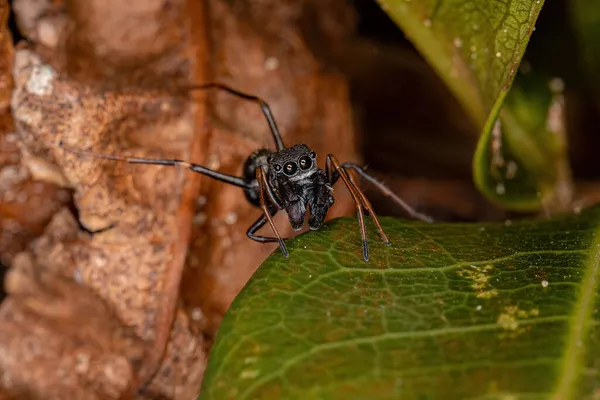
[
  {"left": 283, "top": 161, "right": 298, "bottom": 176},
  {"left": 298, "top": 155, "right": 312, "bottom": 170}
]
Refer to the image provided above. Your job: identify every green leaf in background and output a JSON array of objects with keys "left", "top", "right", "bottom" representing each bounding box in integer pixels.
[
  {"left": 571, "top": 0, "right": 600, "bottom": 100},
  {"left": 374, "top": 0, "right": 573, "bottom": 212},
  {"left": 474, "top": 72, "right": 573, "bottom": 212},
  {"left": 376, "top": 0, "right": 544, "bottom": 125},
  {"left": 200, "top": 207, "right": 600, "bottom": 399}
]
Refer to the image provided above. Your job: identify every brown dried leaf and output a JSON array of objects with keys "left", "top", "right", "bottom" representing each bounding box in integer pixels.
[
  {"left": 4, "top": 0, "right": 209, "bottom": 398},
  {"left": 10, "top": 51, "right": 206, "bottom": 397},
  {"left": 0, "top": 131, "right": 72, "bottom": 264},
  {"left": 0, "top": 0, "right": 71, "bottom": 265},
  {"left": 1, "top": 229, "right": 145, "bottom": 399}
]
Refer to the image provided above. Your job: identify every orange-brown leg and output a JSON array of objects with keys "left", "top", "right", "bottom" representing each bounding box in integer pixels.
[
  {"left": 256, "top": 166, "right": 288, "bottom": 257},
  {"left": 339, "top": 160, "right": 391, "bottom": 245},
  {"left": 326, "top": 154, "right": 372, "bottom": 261}
]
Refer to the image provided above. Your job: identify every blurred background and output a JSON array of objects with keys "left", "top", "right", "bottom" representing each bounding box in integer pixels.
[
  {"left": 1, "top": 0, "right": 599, "bottom": 301},
  {"left": 0, "top": 0, "right": 599, "bottom": 397}
]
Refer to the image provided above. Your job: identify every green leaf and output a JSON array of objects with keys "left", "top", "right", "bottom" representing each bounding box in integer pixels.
[
  {"left": 571, "top": 0, "right": 600, "bottom": 97},
  {"left": 200, "top": 208, "right": 600, "bottom": 399},
  {"left": 376, "top": 0, "right": 544, "bottom": 126},
  {"left": 473, "top": 73, "right": 573, "bottom": 211},
  {"left": 375, "top": 1, "right": 557, "bottom": 210}
]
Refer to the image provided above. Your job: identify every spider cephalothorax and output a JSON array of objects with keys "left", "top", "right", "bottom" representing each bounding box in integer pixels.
[
  {"left": 240, "top": 143, "right": 334, "bottom": 233},
  {"left": 59, "top": 83, "right": 432, "bottom": 261},
  {"left": 265, "top": 144, "right": 333, "bottom": 232}
]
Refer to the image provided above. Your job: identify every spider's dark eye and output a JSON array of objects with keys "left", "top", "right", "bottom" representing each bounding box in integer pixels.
[
  {"left": 309, "top": 151, "right": 316, "bottom": 159},
  {"left": 283, "top": 161, "right": 298, "bottom": 176},
  {"left": 298, "top": 155, "right": 312, "bottom": 170},
  {"left": 274, "top": 164, "right": 282, "bottom": 172}
]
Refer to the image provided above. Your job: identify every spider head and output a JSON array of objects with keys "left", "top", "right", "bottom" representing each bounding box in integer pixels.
[{"left": 267, "top": 144, "right": 317, "bottom": 180}]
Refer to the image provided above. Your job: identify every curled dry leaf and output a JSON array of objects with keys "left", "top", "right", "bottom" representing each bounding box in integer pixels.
[
  {"left": 4, "top": 0, "right": 210, "bottom": 397},
  {"left": 8, "top": 46, "right": 207, "bottom": 397}
]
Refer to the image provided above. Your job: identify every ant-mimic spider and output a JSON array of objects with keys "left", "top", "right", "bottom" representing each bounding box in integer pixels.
[{"left": 59, "top": 83, "right": 433, "bottom": 261}]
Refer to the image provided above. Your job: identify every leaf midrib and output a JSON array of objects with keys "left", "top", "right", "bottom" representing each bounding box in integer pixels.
[{"left": 552, "top": 229, "right": 600, "bottom": 399}]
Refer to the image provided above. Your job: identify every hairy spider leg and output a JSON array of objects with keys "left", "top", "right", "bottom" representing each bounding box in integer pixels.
[
  {"left": 341, "top": 162, "right": 434, "bottom": 223},
  {"left": 255, "top": 166, "right": 288, "bottom": 257},
  {"left": 325, "top": 154, "right": 372, "bottom": 261},
  {"left": 58, "top": 141, "right": 250, "bottom": 188},
  {"left": 186, "top": 83, "right": 285, "bottom": 151}
]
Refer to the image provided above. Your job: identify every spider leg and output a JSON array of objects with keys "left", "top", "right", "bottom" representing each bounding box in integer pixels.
[
  {"left": 341, "top": 162, "right": 433, "bottom": 223},
  {"left": 186, "top": 83, "right": 285, "bottom": 151},
  {"left": 262, "top": 173, "right": 283, "bottom": 209},
  {"left": 246, "top": 211, "right": 288, "bottom": 243},
  {"left": 329, "top": 156, "right": 391, "bottom": 244},
  {"left": 59, "top": 141, "right": 250, "bottom": 188},
  {"left": 325, "top": 154, "right": 372, "bottom": 261},
  {"left": 255, "top": 166, "right": 288, "bottom": 257},
  {"left": 343, "top": 165, "right": 391, "bottom": 245}
]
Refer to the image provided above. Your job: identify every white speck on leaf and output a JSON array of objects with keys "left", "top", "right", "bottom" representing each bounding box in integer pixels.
[
  {"left": 549, "top": 77, "right": 565, "bottom": 94},
  {"left": 496, "top": 183, "right": 506, "bottom": 195},
  {"left": 240, "top": 370, "right": 260, "bottom": 379}
]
